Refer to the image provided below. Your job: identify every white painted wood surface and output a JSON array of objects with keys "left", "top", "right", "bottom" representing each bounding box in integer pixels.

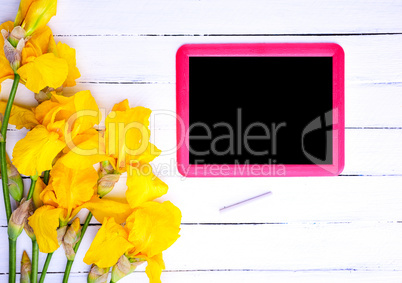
[{"left": 1, "top": 0, "right": 402, "bottom": 282}]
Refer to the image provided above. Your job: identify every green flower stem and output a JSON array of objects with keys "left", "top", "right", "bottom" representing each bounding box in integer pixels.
[
  {"left": 39, "top": 173, "right": 53, "bottom": 283},
  {"left": 31, "top": 240, "right": 39, "bottom": 283},
  {"left": 9, "top": 239, "right": 16, "bottom": 283},
  {"left": 39, "top": 252, "right": 53, "bottom": 283},
  {"left": 27, "top": 175, "right": 39, "bottom": 283},
  {"left": 37, "top": 170, "right": 51, "bottom": 283},
  {"left": 27, "top": 175, "right": 37, "bottom": 200},
  {"left": 62, "top": 212, "right": 93, "bottom": 283},
  {"left": 1, "top": 74, "right": 19, "bottom": 283},
  {"left": 0, "top": 74, "right": 19, "bottom": 221},
  {"left": 43, "top": 170, "right": 50, "bottom": 185}
]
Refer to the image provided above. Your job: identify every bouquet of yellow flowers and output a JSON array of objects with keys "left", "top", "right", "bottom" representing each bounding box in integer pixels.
[{"left": 0, "top": 1, "right": 181, "bottom": 283}]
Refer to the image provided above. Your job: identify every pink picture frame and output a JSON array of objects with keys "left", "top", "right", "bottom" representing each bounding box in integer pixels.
[{"left": 176, "top": 43, "right": 344, "bottom": 177}]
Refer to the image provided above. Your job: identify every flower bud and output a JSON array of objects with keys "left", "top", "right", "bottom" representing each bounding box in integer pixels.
[
  {"left": 1, "top": 28, "right": 25, "bottom": 72},
  {"left": 0, "top": 153, "right": 24, "bottom": 202},
  {"left": 35, "top": 88, "right": 62, "bottom": 103},
  {"left": 8, "top": 26, "right": 26, "bottom": 47},
  {"left": 88, "top": 264, "right": 109, "bottom": 283},
  {"left": 100, "top": 160, "right": 115, "bottom": 175},
  {"left": 61, "top": 218, "right": 82, "bottom": 261},
  {"left": 20, "top": 251, "right": 31, "bottom": 283},
  {"left": 111, "top": 255, "right": 132, "bottom": 283},
  {"left": 111, "top": 255, "right": 144, "bottom": 283},
  {"left": 35, "top": 87, "right": 53, "bottom": 103},
  {"left": 8, "top": 162, "right": 24, "bottom": 202},
  {"left": 8, "top": 198, "right": 32, "bottom": 241},
  {"left": 23, "top": 199, "right": 35, "bottom": 240},
  {"left": 97, "top": 174, "right": 120, "bottom": 198},
  {"left": 57, "top": 226, "right": 67, "bottom": 245}
]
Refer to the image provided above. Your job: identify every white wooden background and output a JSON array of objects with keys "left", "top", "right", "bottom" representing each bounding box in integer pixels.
[{"left": 1, "top": 0, "right": 402, "bottom": 282}]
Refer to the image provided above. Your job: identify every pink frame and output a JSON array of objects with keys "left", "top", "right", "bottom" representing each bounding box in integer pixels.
[{"left": 176, "top": 43, "right": 344, "bottom": 177}]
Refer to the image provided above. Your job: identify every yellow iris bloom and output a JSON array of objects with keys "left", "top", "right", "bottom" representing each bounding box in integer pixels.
[
  {"left": 106, "top": 100, "right": 169, "bottom": 208},
  {"left": 1, "top": 22, "right": 80, "bottom": 93},
  {"left": 14, "top": 0, "right": 57, "bottom": 37},
  {"left": 12, "top": 90, "right": 100, "bottom": 176},
  {"left": 84, "top": 201, "right": 182, "bottom": 283},
  {"left": 28, "top": 161, "right": 132, "bottom": 253},
  {"left": 18, "top": 25, "right": 80, "bottom": 93},
  {"left": 60, "top": 99, "right": 168, "bottom": 208}
]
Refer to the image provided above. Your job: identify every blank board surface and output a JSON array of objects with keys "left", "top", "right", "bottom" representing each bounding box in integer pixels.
[{"left": 176, "top": 44, "right": 344, "bottom": 177}]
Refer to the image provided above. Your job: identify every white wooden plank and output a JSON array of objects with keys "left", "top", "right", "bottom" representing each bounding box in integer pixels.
[
  {"left": 2, "top": 82, "right": 402, "bottom": 128},
  {"left": 158, "top": 176, "right": 402, "bottom": 224},
  {"left": 40, "top": 35, "right": 402, "bottom": 84},
  {"left": 1, "top": 175, "right": 402, "bottom": 225},
  {"left": 1, "top": 35, "right": 400, "bottom": 85},
  {"left": 5, "top": 271, "right": 402, "bottom": 283},
  {"left": 1, "top": 128, "right": 401, "bottom": 178},
  {"left": 102, "top": 128, "right": 402, "bottom": 176},
  {"left": 1, "top": 0, "right": 402, "bottom": 35},
  {"left": 1, "top": 222, "right": 402, "bottom": 273},
  {"left": 2, "top": 127, "right": 402, "bottom": 177},
  {"left": 3, "top": 270, "right": 402, "bottom": 283}
]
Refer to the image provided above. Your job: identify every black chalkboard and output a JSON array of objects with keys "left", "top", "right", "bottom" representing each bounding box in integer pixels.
[{"left": 188, "top": 56, "right": 333, "bottom": 165}]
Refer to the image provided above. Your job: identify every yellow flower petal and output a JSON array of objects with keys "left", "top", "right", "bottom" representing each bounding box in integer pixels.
[
  {"left": 129, "top": 253, "right": 165, "bottom": 283},
  {"left": 34, "top": 89, "right": 100, "bottom": 140},
  {"left": 126, "top": 201, "right": 181, "bottom": 258},
  {"left": 41, "top": 91, "right": 100, "bottom": 137},
  {"left": 14, "top": 0, "right": 34, "bottom": 26},
  {"left": 84, "top": 217, "right": 133, "bottom": 269},
  {"left": 33, "top": 177, "right": 46, "bottom": 209},
  {"left": 111, "top": 99, "right": 130, "bottom": 112},
  {"left": 0, "top": 101, "right": 38, "bottom": 130},
  {"left": 17, "top": 53, "right": 68, "bottom": 93},
  {"left": 60, "top": 128, "right": 110, "bottom": 169},
  {"left": 33, "top": 100, "right": 59, "bottom": 125},
  {"left": 21, "top": 26, "right": 54, "bottom": 64},
  {"left": 22, "top": 0, "right": 57, "bottom": 36},
  {"left": 50, "top": 161, "right": 97, "bottom": 217},
  {"left": 105, "top": 105, "right": 152, "bottom": 171},
  {"left": 12, "top": 125, "right": 66, "bottom": 176},
  {"left": 56, "top": 42, "right": 80, "bottom": 87},
  {"left": 28, "top": 205, "right": 63, "bottom": 253},
  {"left": 126, "top": 164, "right": 168, "bottom": 208},
  {"left": 69, "top": 90, "right": 101, "bottom": 136},
  {"left": 130, "top": 142, "right": 161, "bottom": 164},
  {"left": 40, "top": 184, "right": 58, "bottom": 207},
  {"left": 145, "top": 253, "right": 165, "bottom": 283},
  {"left": 82, "top": 196, "right": 132, "bottom": 224},
  {"left": 0, "top": 21, "right": 15, "bottom": 93}
]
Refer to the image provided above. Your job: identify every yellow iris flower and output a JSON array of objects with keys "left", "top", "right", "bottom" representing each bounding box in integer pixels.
[
  {"left": 106, "top": 100, "right": 169, "bottom": 208},
  {"left": 14, "top": 0, "right": 57, "bottom": 37},
  {"left": 84, "top": 201, "right": 182, "bottom": 283},
  {"left": 60, "top": 99, "right": 168, "bottom": 208},
  {"left": 1, "top": 0, "right": 78, "bottom": 93},
  {"left": 18, "top": 25, "right": 80, "bottom": 93},
  {"left": 1, "top": 24, "right": 79, "bottom": 94},
  {"left": 28, "top": 160, "right": 132, "bottom": 253},
  {"left": 12, "top": 90, "right": 100, "bottom": 176}
]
